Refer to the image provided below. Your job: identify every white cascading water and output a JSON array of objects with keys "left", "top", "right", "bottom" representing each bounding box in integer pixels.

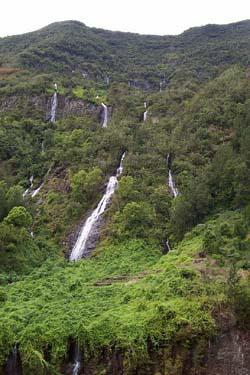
[
  {"left": 168, "top": 170, "right": 179, "bottom": 198},
  {"left": 143, "top": 110, "right": 148, "bottom": 121},
  {"left": 70, "top": 153, "right": 126, "bottom": 261},
  {"left": 72, "top": 360, "right": 80, "bottom": 375},
  {"left": 167, "top": 153, "right": 179, "bottom": 198},
  {"left": 165, "top": 239, "right": 171, "bottom": 252},
  {"left": 23, "top": 176, "right": 34, "bottom": 197},
  {"left": 50, "top": 92, "right": 57, "bottom": 123},
  {"left": 31, "top": 183, "right": 43, "bottom": 198},
  {"left": 101, "top": 103, "right": 108, "bottom": 128},
  {"left": 72, "top": 344, "right": 81, "bottom": 375}
]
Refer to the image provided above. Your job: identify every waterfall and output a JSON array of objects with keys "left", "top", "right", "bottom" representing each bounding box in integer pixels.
[
  {"left": 23, "top": 168, "right": 51, "bottom": 199},
  {"left": 31, "top": 183, "right": 43, "bottom": 198},
  {"left": 50, "top": 92, "right": 57, "bottom": 123},
  {"left": 70, "top": 153, "right": 126, "bottom": 261},
  {"left": 165, "top": 239, "right": 171, "bottom": 252},
  {"left": 144, "top": 101, "right": 147, "bottom": 108},
  {"left": 72, "top": 343, "right": 81, "bottom": 375},
  {"left": 168, "top": 170, "right": 179, "bottom": 198},
  {"left": 41, "top": 141, "right": 45, "bottom": 154},
  {"left": 101, "top": 103, "right": 108, "bottom": 128},
  {"left": 4, "top": 344, "right": 22, "bottom": 375},
  {"left": 23, "top": 175, "right": 34, "bottom": 197},
  {"left": 143, "top": 110, "right": 148, "bottom": 122},
  {"left": 167, "top": 153, "right": 179, "bottom": 198}
]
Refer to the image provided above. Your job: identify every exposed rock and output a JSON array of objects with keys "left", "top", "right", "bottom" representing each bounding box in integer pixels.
[
  {"left": 204, "top": 329, "right": 250, "bottom": 375},
  {"left": 2, "top": 345, "right": 22, "bottom": 375},
  {"left": 0, "top": 94, "right": 100, "bottom": 121}
]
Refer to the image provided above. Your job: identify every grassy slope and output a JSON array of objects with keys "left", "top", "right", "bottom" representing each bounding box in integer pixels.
[{"left": 0, "top": 228, "right": 218, "bottom": 373}]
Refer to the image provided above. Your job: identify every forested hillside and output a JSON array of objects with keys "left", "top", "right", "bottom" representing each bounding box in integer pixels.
[{"left": 0, "top": 20, "right": 249, "bottom": 375}]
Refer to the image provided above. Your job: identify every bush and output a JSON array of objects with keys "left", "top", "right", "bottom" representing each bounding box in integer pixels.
[{"left": 4, "top": 206, "right": 32, "bottom": 228}]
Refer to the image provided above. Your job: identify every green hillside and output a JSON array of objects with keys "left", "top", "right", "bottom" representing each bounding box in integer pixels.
[{"left": 0, "top": 20, "right": 249, "bottom": 375}]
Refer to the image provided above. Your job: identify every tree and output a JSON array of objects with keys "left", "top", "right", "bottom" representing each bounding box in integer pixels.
[
  {"left": 71, "top": 167, "right": 102, "bottom": 203},
  {"left": 117, "top": 176, "right": 139, "bottom": 206},
  {"left": 5, "top": 186, "right": 23, "bottom": 213},
  {"left": 4, "top": 206, "right": 32, "bottom": 228},
  {"left": 113, "top": 201, "right": 156, "bottom": 239}
]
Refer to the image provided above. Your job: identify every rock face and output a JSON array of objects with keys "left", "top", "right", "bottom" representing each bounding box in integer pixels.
[
  {"left": 204, "top": 329, "right": 250, "bottom": 375},
  {"left": 2, "top": 345, "right": 22, "bottom": 375},
  {"left": 46, "top": 96, "right": 98, "bottom": 120},
  {"left": 0, "top": 94, "right": 99, "bottom": 121}
]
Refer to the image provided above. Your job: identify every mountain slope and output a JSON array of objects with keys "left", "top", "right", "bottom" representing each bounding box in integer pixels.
[
  {"left": 0, "top": 20, "right": 249, "bottom": 375},
  {"left": 0, "top": 20, "right": 250, "bottom": 85}
]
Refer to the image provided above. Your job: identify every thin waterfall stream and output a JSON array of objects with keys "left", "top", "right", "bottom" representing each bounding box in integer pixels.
[
  {"left": 164, "top": 154, "right": 179, "bottom": 253},
  {"left": 101, "top": 103, "right": 108, "bottom": 128},
  {"left": 31, "top": 183, "right": 43, "bottom": 198},
  {"left": 23, "top": 175, "right": 34, "bottom": 197},
  {"left": 70, "top": 153, "right": 125, "bottom": 261},
  {"left": 50, "top": 92, "right": 57, "bottom": 122},
  {"left": 167, "top": 153, "right": 179, "bottom": 198},
  {"left": 72, "top": 343, "right": 81, "bottom": 375},
  {"left": 4, "top": 344, "right": 22, "bottom": 375}
]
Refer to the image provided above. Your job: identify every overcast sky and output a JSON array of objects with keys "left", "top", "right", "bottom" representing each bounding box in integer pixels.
[{"left": 1, "top": 0, "right": 250, "bottom": 37}]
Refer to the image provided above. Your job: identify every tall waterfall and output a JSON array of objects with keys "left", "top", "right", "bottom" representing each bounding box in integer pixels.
[
  {"left": 143, "top": 110, "right": 148, "bottom": 121},
  {"left": 70, "top": 153, "right": 126, "bottom": 261},
  {"left": 101, "top": 103, "right": 108, "bottom": 128},
  {"left": 50, "top": 92, "right": 57, "bottom": 123},
  {"left": 167, "top": 154, "right": 179, "bottom": 198}
]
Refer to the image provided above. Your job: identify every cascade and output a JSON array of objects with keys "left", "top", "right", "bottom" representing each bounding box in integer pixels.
[
  {"left": 165, "top": 239, "right": 171, "bottom": 252},
  {"left": 167, "top": 153, "right": 179, "bottom": 198},
  {"left": 168, "top": 170, "right": 179, "bottom": 198},
  {"left": 23, "top": 168, "right": 51, "bottom": 199},
  {"left": 50, "top": 92, "right": 57, "bottom": 122},
  {"left": 70, "top": 153, "right": 126, "bottom": 261},
  {"left": 72, "top": 344, "right": 81, "bottom": 375},
  {"left": 23, "top": 175, "right": 34, "bottom": 197},
  {"left": 143, "top": 110, "right": 148, "bottom": 121},
  {"left": 4, "top": 344, "right": 22, "bottom": 375},
  {"left": 101, "top": 103, "right": 108, "bottom": 128},
  {"left": 31, "top": 183, "right": 43, "bottom": 198}
]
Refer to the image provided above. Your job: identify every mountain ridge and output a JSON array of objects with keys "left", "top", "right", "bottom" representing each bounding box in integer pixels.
[{"left": 0, "top": 19, "right": 250, "bottom": 86}]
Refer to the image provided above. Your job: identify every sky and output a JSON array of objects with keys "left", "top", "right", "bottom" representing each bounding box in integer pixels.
[{"left": 1, "top": 0, "right": 250, "bottom": 37}]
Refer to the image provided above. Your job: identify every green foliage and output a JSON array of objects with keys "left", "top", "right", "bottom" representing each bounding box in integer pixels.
[
  {"left": 0, "top": 234, "right": 218, "bottom": 372},
  {"left": 0, "top": 21, "right": 250, "bottom": 373},
  {"left": 113, "top": 202, "right": 156, "bottom": 240},
  {"left": 71, "top": 167, "right": 102, "bottom": 203},
  {"left": 5, "top": 185, "right": 23, "bottom": 212},
  {"left": 4, "top": 206, "right": 32, "bottom": 228}
]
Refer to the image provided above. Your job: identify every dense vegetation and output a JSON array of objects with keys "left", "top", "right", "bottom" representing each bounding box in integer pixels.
[{"left": 0, "top": 19, "right": 249, "bottom": 374}]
